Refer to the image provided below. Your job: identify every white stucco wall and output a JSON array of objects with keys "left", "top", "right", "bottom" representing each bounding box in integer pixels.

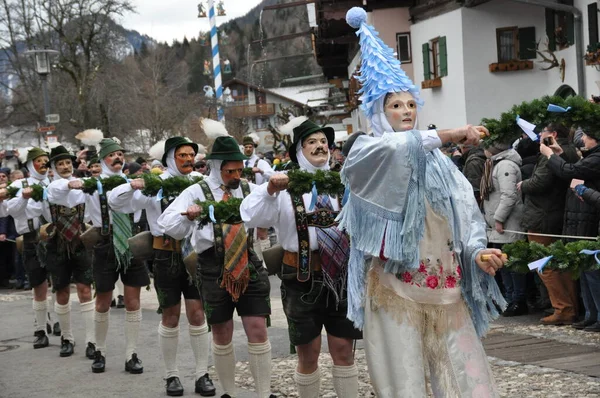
[
  {"left": 371, "top": 8, "right": 414, "bottom": 81},
  {"left": 412, "top": 9, "right": 468, "bottom": 129},
  {"left": 462, "top": 0, "right": 577, "bottom": 124}
]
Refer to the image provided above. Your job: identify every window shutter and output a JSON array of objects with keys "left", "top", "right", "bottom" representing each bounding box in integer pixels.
[
  {"left": 518, "top": 27, "right": 537, "bottom": 59},
  {"left": 545, "top": 8, "right": 556, "bottom": 51},
  {"left": 422, "top": 42, "right": 430, "bottom": 80},
  {"left": 589, "top": 3, "right": 599, "bottom": 45},
  {"left": 566, "top": 12, "right": 575, "bottom": 45},
  {"left": 439, "top": 36, "right": 448, "bottom": 77}
]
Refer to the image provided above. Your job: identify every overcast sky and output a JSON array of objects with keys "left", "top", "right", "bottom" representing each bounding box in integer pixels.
[{"left": 120, "top": 0, "right": 264, "bottom": 43}]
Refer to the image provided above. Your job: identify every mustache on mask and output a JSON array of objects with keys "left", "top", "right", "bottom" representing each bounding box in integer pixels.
[
  {"left": 311, "top": 147, "right": 327, "bottom": 155},
  {"left": 227, "top": 179, "right": 241, "bottom": 189},
  {"left": 182, "top": 161, "right": 193, "bottom": 168},
  {"left": 112, "top": 159, "right": 123, "bottom": 166}
]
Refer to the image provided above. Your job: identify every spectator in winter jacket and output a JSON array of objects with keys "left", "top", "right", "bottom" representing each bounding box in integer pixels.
[
  {"left": 481, "top": 142, "right": 526, "bottom": 315},
  {"left": 515, "top": 136, "right": 540, "bottom": 181},
  {"left": 461, "top": 146, "right": 486, "bottom": 204},
  {"left": 541, "top": 128, "right": 600, "bottom": 330}
]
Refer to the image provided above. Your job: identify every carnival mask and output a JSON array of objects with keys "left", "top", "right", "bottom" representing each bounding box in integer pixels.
[
  {"left": 301, "top": 132, "right": 329, "bottom": 167},
  {"left": 243, "top": 144, "right": 255, "bottom": 157},
  {"left": 33, "top": 156, "right": 49, "bottom": 174},
  {"left": 220, "top": 160, "right": 244, "bottom": 190},
  {"left": 104, "top": 151, "right": 124, "bottom": 173},
  {"left": 175, "top": 145, "right": 196, "bottom": 175},
  {"left": 55, "top": 159, "right": 73, "bottom": 179},
  {"left": 89, "top": 163, "right": 102, "bottom": 177},
  {"left": 384, "top": 92, "right": 417, "bottom": 132}
]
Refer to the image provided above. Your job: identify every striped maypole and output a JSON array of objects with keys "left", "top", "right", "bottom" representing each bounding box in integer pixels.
[{"left": 207, "top": 0, "right": 223, "bottom": 121}]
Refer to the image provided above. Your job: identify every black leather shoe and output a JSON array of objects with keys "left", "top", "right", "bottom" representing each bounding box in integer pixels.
[
  {"left": 584, "top": 322, "right": 600, "bottom": 332},
  {"left": 91, "top": 351, "right": 105, "bottom": 373},
  {"left": 110, "top": 298, "right": 116, "bottom": 307},
  {"left": 116, "top": 295, "right": 125, "bottom": 309},
  {"left": 53, "top": 322, "right": 61, "bottom": 336},
  {"left": 125, "top": 353, "right": 144, "bottom": 374},
  {"left": 221, "top": 395, "right": 232, "bottom": 398},
  {"left": 86, "top": 342, "right": 96, "bottom": 359},
  {"left": 503, "top": 301, "right": 528, "bottom": 317},
  {"left": 60, "top": 337, "right": 74, "bottom": 357},
  {"left": 573, "top": 319, "right": 597, "bottom": 330},
  {"left": 33, "top": 330, "right": 49, "bottom": 349},
  {"left": 165, "top": 376, "right": 184, "bottom": 397},
  {"left": 196, "top": 373, "right": 216, "bottom": 396},
  {"left": 46, "top": 322, "right": 52, "bottom": 335}
]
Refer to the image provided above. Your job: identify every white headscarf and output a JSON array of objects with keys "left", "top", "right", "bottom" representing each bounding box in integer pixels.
[
  {"left": 206, "top": 159, "right": 224, "bottom": 186},
  {"left": 165, "top": 148, "right": 185, "bottom": 177},
  {"left": 295, "top": 141, "right": 330, "bottom": 173},
  {"left": 26, "top": 160, "right": 48, "bottom": 182},
  {"left": 50, "top": 163, "right": 73, "bottom": 181},
  {"left": 101, "top": 159, "right": 125, "bottom": 177}
]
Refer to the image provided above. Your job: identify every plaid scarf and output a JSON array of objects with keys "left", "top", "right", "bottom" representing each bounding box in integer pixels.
[{"left": 479, "top": 158, "right": 494, "bottom": 205}]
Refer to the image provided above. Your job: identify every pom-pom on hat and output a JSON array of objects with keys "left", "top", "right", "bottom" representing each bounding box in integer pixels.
[{"left": 346, "top": 7, "right": 423, "bottom": 120}]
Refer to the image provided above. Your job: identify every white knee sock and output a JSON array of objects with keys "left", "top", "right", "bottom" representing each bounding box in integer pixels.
[
  {"left": 295, "top": 368, "right": 321, "bottom": 398},
  {"left": 94, "top": 309, "right": 109, "bottom": 354},
  {"left": 33, "top": 299, "right": 48, "bottom": 333},
  {"left": 54, "top": 301, "right": 73, "bottom": 342},
  {"left": 248, "top": 341, "right": 272, "bottom": 398},
  {"left": 332, "top": 364, "right": 359, "bottom": 398},
  {"left": 213, "top": 342, "right": 237, "bottom": 396},
  {"left": 159, "top": 323, "right": 179, "bottom": 379},
  {"left": 189, "top": 323, "right": 210, "bottom": 379},
  {"left": 80, "top": 300, "right": 95, "bottom": 344},
  {"left": 125, "top": 309, "right": 142, "bottom": 361}
]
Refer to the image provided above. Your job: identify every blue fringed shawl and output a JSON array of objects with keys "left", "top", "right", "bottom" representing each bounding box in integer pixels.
[{"left": 337, "top": 131, "right": 507, "bottom": 337}]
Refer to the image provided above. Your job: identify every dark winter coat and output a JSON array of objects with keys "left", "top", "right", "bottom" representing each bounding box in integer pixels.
[
  {"left": 0, "top": 215, "right": 17, "bottom": 240},
  {"left": 462, "top": 147, "right": 486, "bottom": 197},
  {"left": 520, "top": 142, "right": 579, "bottom": 234},
  {"left": 546, "top": 144, "right": 600, "bottom": 239},
  {"left": 581, "top": 187, "right": 600, "bottom": 211}
]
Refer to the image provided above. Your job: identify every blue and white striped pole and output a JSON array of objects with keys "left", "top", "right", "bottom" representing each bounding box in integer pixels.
[{"left": 208, "top": 0, "right": 223, "bottom": 121}]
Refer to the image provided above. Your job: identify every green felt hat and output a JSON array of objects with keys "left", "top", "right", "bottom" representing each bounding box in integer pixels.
[
  {"left": 87, "top": 156, "right": 100, "bottom": 167},
  {"left": 289, "top": 120, "right": 334, "bottom": 164},
  {"left": 26, "top": 147, "right": 49, "bottom": 163},
  {"left": 49, "top": 145, "right": 76, "bottom": 164},
  {"left": 242, "top": 136, "right": 257, "bottom": 147},
  {"left": 98, "top": 138, "right": 125, "bottom": 159},
  {"left": 162, "top": 137, "right": 199, "bottom": 166},
  {"left": 205, "top": 136, "right": 248, "bottom": 161}
]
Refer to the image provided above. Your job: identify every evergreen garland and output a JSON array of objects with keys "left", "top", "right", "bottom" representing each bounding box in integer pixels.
[
  {"left": 286, "top": 169, "right": 344, "bottom": 198},
  {"left": 192, "top": 198, "right": 244, "bottom": 226},
  {"left": 141, "top": 174, "right": 203, "bottom": 197},
  {"left": 503, "top": 239, "right": 600, "bottom": 278},
  {"left": 6, "top": 184, "right": 45, "bottom": 202},
  {"left": 82, "top": 175, "right": 128, "bottom": 195},
  {"left": 242, "top": 167, "right": 254, "bottom": 180}
]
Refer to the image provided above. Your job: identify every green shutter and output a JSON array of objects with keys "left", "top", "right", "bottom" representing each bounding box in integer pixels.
[
  {"left": 545, "top": 8, "right": 556, "bottom": 51},
  {"left": 518, "top": 27, "right": 537, "bottom": 60},
  {"left": 439, "top": 36, "right": 448, "bottom": 77},
  {"left": 566, "top": 12, "right": 575, "bottom": 45},
  {"left": 422, "top": 42, "right": 430, "bottom": 80},
  {"left": 588, "top": 3, "right": 599, "bottom": 45}
]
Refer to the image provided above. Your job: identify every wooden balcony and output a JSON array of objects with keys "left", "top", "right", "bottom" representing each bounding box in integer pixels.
[{"left": 225, "top": 103, "right": 275, "bottom": 118}]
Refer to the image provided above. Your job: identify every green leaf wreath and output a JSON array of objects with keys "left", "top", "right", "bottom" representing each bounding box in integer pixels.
[
  {"left": 192, "top": 198, "right": 244, "bottom": 226},
  {"left": 503, "top": 239, "right": 600, "bottom": 278},
  {"left": 82, "top": 175, "right": 128, "bottom": 195},
  {"left": 481, "top": 95, "right": 600, "bottom": 146},
  {"left": 242, "top": 167, "right": 255, "bottom": 180},
  {"left": 286, "top": 169, "right": 345, "bottom": 198},
  {"left": 6, "top": 184, "right": 45, "bottom": 202},
  {"left": 141, "top": 174, "right": 203, "bottom": 198}
]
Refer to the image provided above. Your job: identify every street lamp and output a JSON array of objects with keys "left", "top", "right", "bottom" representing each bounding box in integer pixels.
[{"left": 25, "top": 49, "right": 59, "bottom": 126}]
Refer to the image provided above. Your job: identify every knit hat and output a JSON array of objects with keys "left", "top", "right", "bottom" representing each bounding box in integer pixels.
[
  {"left": 485, "top": 142, "right": 511, "bottom": 156},
  {"left": 289, "top": 120, "right": 334, "bottom": 164},
  {"left": 135, "top": 156, "right": 146, "bottom": 165},
  {"left": 161, "top": 137, "right": 198, "bottom": 166},
  {"left": 0, "top": 168, "right": 10, "bottom": 177},
  {"left": 26, "top": 147, "right": 49, "bottom": 162},
  {"left": 87, "top": 156, "right": 100, "bottom": 167},
  {"left": 98, "top": 138, "right": 125, "bottom": 159},
  {"left": 49, "top": 145, "right": 76, "bottom": 165},
  {"left": 126, "top": 162, "right": 142, "bottom": 175},
  {"left": 151, "top": 159, "right": 163, "bottom": 168},
  {"left": 205, "top": 136, "right": 248, "bottom": 161}
]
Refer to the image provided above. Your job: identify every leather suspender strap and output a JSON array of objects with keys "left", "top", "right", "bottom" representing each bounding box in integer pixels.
[
  {"left": 21, "top": 179, "right": 36, "bottom": 233},
  {"left": 98, "top": 192, "right": 111, "bottom": 236}
]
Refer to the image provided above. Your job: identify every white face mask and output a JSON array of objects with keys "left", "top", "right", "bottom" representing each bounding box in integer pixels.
[{"left": 384, "top": 92, "right": 417, "bottom": 132}]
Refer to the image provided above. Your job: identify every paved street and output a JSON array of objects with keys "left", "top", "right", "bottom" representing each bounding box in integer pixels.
[{"left": 1, "top": 277, "right": 599, "bottom": 397}]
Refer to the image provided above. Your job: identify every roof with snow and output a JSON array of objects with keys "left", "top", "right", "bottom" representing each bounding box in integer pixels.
[{"left": 268, "top": 85, "right": 331, "bottom": 107}]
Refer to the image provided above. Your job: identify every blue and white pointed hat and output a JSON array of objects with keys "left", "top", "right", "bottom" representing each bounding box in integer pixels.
[{"left": 346, "top": 7, "right": 423, "bottom": 123}]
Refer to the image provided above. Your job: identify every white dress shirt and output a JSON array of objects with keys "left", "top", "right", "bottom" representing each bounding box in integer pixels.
[
  {"left": 46, "top": 175, "right": 92, "bottom": 223},
  {"left": 158, "top": 178, "right": 257, "bottom": 255},
  {"left": 47, "top": 174, "right": 136, "bottom": 228},
  {"left": 109, "top": 170, "right": 192, "bottom": 237},
  {"left": 6, "top": 177, "right": 52, "bottom": 235},
  {"left": 244, "top": 153, "right": 274, "bottom": 185},
  {"left": 0, "top": 201, "right": 8, "bottom": 218}
]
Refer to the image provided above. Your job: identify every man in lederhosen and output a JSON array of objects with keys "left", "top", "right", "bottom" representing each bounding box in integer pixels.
[
  {"left": 6, "top": 148, "right": 53, "bottom": 349},
  {"left": 241, "top": 120, "right": 362, "bottom": 398},
  {"left": 51, "top": 138, "right": 150, "bottom": 374},
  {"left": 159, "top": 135, "right": 275, "bottom": 398},
  {"left": 109, "top": 137, "right": 215, "bottom": 397},
  {"left": 45, "top": 146, "right": 95, "bottom": 358}
]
